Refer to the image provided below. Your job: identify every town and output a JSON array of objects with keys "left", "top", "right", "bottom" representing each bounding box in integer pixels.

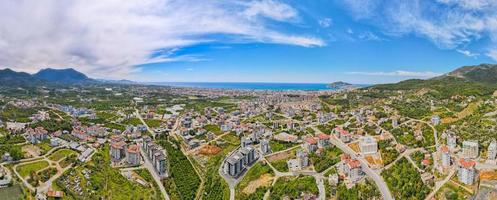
[{"left": 1, "top": 79, "right": 497, "bottom": 200}]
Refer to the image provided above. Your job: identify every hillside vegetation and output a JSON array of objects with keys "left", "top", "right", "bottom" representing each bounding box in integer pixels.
[{"left": 370, "top": 76, "right": 495, "bottom": 98}]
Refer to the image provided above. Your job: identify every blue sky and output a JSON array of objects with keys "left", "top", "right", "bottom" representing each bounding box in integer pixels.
[{"left": 1, "top": 0, "right": 496, "bottom": 84}]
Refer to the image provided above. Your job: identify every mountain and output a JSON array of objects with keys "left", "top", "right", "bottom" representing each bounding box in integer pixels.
[
  {"left": 0, "top": 68, "right": 44, "bottom": 86},
  {"left": 0, "top": 68, "right": 97, "bottom": 87},
  {"left": 327, "top": 81, "right": 354, "bottom": 90},
  {"left": 445, "top": 63, "right": 497, "bottom": 85},
  {"left": 97, "top": 79, "right": 136, "bottom": 85},
  {"left": 369, "top": 63, "right": 497, "bottom": 98},
  {"left": 33, "top": 68, "right": 92, "bottom": 84}
]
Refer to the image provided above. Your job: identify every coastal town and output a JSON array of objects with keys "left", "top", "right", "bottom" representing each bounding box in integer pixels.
[{"left": 1, "top": 78, "right": 497, "bottom": 200}]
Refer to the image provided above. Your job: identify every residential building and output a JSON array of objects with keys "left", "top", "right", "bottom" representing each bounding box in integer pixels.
[
  {"left": 487, "top": 140, "right": 497, "bottom": 161},
  {"left": 462, "top": 140, "right": 479, "bottom": 159},
  {"left": 224, "top": 152, "right": 244, "bottom": 177},
  {"left": 240, "top": 146, "right": 256, "bottom": 165},
  {"left": 110, "top": 141, "right": 126, "bottom": 161},
  {"left": 334, "top": 127, "right": 351, "bottom": 143},
  {"left": 317, "top": 133, "right": 330, "bottom": 148},
  {"left": 241, "top": 137, "right": 252, "bottom": 148},
  {"left": 304, "top": 136, "right": 318, "bottom": 153},
  {"left": 345, "top": 159, "right": 363, "bottom": 182},
  {"left": 359, "top": 136, "right": 377, "bottom": 155},
  {"left": 441, "top": 145, "right": 451, "bottom": 167},
  {"left": 260, "top": 139, "right": 271, "bottom": 155},
  {"left": 296, "top": 149, "right": 309, "bottom": 169},
  {"left": 26, "top": 127, "right": 48, "bottom": 144},
  {"left": 154, "top": 151, "right": 167, "bottom": 176},
  {"left": 127, "top": 145, "right": 141, "bottom": 166},
  {"left": 447, "top": 133, "right": 457, "bottom": 150},
  {"left": 458, "top": 158, "right": 477, "bottom": 185},
  {"left": 431, "top": 115, "right": 441, "bottom": 125}
]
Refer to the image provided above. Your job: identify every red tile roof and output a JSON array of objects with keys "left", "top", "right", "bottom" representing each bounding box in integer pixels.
[
  {"left": 127, "top": 144, "right": 140, "bottom": 153},
  {"left": 318, "top": 133, "right": 330, "bottom": 140},
  {"left": 440, "top": 145, "right": 449, "bottom": 153},
  {"left": 459, "top": 158, "right": 476, "bottom": 168},
  {"left": 335, "top": 127, "right": 349, "bottom": 135},
  {"left": 305, "top": 137, "right": 317, "bottom": 145},
  {"left": 111, "top": 141, "right": 126, "bottom": 149},
  {"left": 347, "top": 159, "right": 361, "bottom": 169}
]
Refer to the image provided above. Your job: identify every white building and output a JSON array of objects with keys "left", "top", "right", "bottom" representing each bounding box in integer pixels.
[
  {"left": 345, "top": 159, "right": 363, "bottom": 182},
  {"left": 462, "top": 140, "right": 479, "bottom": 159},
  {"left": 359, "top": 136, "right": 377, "bottom": 155},
  {"left": 487, "top": 140, "right": 497, "bottom": 161},
  {"left": 447, "top": 133, "right": 457, "bottom": 150},
  {"left": 260, "top": 139, "right": 271, "bottom": 155},
  {"left": 110, "top": 141, "right": 126, "bottom": 161},
  {"left": 296, "top": 149, "right": 309, "bottom": 169},
  {"left": 458, "top": 158, "right": 476, "bottom": 185},
  {"left": 126, "top": 145, "right": 141, "bottom": 166},
  {"left": 441, "top": 145, "right": 451, "bottom": 167},
  {"left": 431, "top": 115, "right": 441, "bottom": 125}
]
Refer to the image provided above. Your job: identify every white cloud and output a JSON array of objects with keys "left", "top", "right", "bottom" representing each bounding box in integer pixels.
[
  {"left": 0, "top": 0, "right": 324, "bottom": 78},
  {"left": 244, "top": 0, "right": 298, "bottom": 22},
  {"left": 358, "top": 31, "right": 381, "bottom": 41},
  {"left": 318, "top": 18, "right": 333, "bottom": 28},
  {"left": 347, "top": 70, "right": 442, "bottom": 77},
  {"left": 342, "top": 0, "right": 497, "bottom": 60},
  {"left": 456, "top": 49, "right": 479, "bottom": 57},
  {"left": 347, "top": 28, "right": 354, "bottom": 34},
  {"left": 488, "top": 49, "right": 497, "bottom": 61}
]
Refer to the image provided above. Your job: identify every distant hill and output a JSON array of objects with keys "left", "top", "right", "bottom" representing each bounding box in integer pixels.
[
  {"left": 34, "top": 68, "right": 92, "bottom": 84},
  {"left": 445, "top": 63, "right": 497, "bottom": 85},
  {"left": 369, "top": 63, "right": 497, "bottom": 97},
  {"left": 327, "top": 81, "right": 354, "bottom": 90},
  {"left": 0, "top": 68, "right": 44, "bottom": 86},
  {"left": 0, "top": 68, "right": 98, "bottom": 87},
  {"left": 97, "top": 79, "right": 136, "bottom": 85}
]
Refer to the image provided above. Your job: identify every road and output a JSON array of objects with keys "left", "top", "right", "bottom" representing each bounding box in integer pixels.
[
  {"left": 140, "top": 146, "right": 170, "bottom": 200},
  {"left": 311, "top": 126, "right": 395, "bottom": 200},
  {"left": 424, "top": 168, "right": 455, "bottom": 200},
  {"left": 136, "top": 109, "right": 171, "bottom": 200}
]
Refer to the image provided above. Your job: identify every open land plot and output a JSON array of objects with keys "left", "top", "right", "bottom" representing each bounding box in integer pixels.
[
  {"left": 48, "top": 148, "right": 78, "bottom": 162},
  {"left": 0, "top": 184, "right": 24, "bottom": 200},
  {"left": 270, "top": 175, "right": 318, "bottom": 199},
  {"left": 17, "top": 160, "right": 50, "bottom": 178},
  {"left": 236, "top": 162, "right": 275, "bottom": 200}
]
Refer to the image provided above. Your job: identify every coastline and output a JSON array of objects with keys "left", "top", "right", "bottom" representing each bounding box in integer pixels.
[{"left": 143, "top": 82, "right": 370, "bottom": 91}]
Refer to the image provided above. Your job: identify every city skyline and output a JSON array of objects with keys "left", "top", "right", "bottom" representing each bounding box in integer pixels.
[{"left": 0, "top": 0, "right": 496, "bottom": 84}]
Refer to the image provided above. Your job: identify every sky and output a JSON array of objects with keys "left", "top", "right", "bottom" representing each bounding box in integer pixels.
[{"left": 0, "top": 0, "right": 497, "bottom": 84}]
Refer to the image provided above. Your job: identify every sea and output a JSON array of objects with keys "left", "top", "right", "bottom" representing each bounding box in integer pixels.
[{"left": 147, "top": 82, "right": 369, "bottom": 91}]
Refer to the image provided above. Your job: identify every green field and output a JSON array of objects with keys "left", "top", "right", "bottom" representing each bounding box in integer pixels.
[
  {"left": 17, "top": 160, "right": 50, "bottom": 178},
  {"left": 0, "top": 185, "right": 24, "bottom": 200},
  {"left": 382, "top": 158, "right": 431, "bottom": 200},
  {"left": 48, "top": 149, "right": 78, "bottom": 162},
  {"left": 145, "top": 119, "right": 162, "bottom": 128},
  {"left": 236, "top": 162, "right": 275, "bottom": 200},
  {"left": 204, "top": 124, "right": 223, "bottom": 135},
  {"left": 270, "top": 175, "right": 318, "bottom": 199},
  {"left": 159, "top": 140, "right": 201, "bottom": 200},
  {"left": 56, "top": 145, "right": 160, "bottom": 199}
]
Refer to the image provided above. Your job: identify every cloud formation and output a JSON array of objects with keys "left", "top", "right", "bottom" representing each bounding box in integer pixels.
[
  {"left": 0, "top": 0, "right": 324, "bottom": 78},
  {"left": 457, "top": 49, "right": 479, "bottom": 58},
  {"left": 347, "top": 70, "right": 442, "bottom": 78},
  {"left": 341, "top": 0, "right": 497, "bottom": 60}
]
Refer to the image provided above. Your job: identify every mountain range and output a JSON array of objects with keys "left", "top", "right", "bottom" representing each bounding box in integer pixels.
[
  {"left": 0, "top": 68, "right": 137, "bottom": 87},
  {"left": 1, "top": 64, "right": 497, "bottom": 92},
  {"left": 370, "top": 63, "right": 497, "bottom": 97}
]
